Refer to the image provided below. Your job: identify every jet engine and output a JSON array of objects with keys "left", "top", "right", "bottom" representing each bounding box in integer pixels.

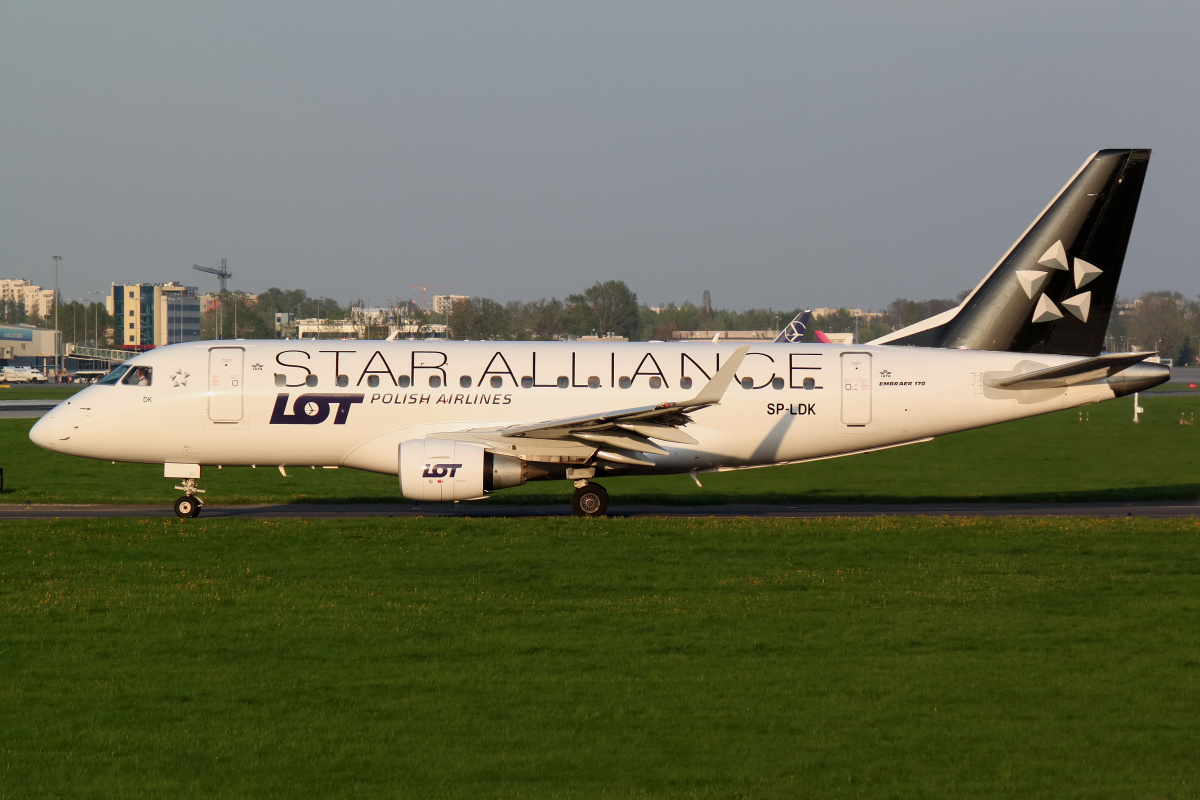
[{"left": 397, "top": 439, "right": 529, "bottom": 502}]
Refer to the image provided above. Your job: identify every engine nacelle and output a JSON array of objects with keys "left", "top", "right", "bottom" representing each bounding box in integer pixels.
[{"left": 397, "top": 439, "right": 528, "bottom": 502}]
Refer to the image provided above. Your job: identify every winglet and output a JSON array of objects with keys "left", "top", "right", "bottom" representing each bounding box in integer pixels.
[{"left": 686, "top": 345, "right": 750, "bottom": 407}]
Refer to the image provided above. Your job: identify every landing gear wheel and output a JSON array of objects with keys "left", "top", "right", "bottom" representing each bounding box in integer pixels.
[
  {"left": 174, "top": 496, "right": 200, "bottom": 518},
  {"left": 571, "top": 483, "right": 608, "bottom": 517}
]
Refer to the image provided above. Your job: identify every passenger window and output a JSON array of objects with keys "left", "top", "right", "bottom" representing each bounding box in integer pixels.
[
  {"left": 618, "top": 376, "right": 631, "bottom": 389},
  {"left": 680, "top": 376, "right": 693, "bottom": 390},
  {"left": 588, "top": 376, "right": 600, "bottom": 388},
  {"left": 491, "top": 376, "right": 504, "bottom": 388},
  {"left": 122, "top": 367, "right": 152, "bottom": 386},
  {"left": 803, "top": 377, "right": 815, "bottom": 390},
  {"left": 557, "top": 376, "right": 568, "bottom": 389},
  {"left": 772, "top": 377, "right": 784, "bottom": 390},
  {"left": 649, "top": 377, "right": 662, "bottom": 389},
  {"left": 460, "top": 376, "right": 472, "bottom": 388}
]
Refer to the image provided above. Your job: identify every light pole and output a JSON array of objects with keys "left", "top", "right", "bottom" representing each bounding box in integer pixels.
[
  {"left": 51, "top": 255, "right": 61, "bottom": 379},
  {"left": 87, "top": 291, "right": 98, "bottom": 347}
]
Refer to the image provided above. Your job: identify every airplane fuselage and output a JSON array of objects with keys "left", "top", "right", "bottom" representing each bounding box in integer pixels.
[{"left": 32, "top": 339, "right": 1136, "bottom": 483}]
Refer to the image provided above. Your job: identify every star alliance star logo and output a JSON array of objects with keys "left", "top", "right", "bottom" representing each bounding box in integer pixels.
[
  {"left": 1018, "top": 240, "right": 1100, "bottom": 324},
  {"left": 170, "top": 369, "right": 189, "bottom": 387}
]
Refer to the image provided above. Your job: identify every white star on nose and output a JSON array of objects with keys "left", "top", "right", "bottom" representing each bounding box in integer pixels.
[{"left": 170, "top": 369, "right": 190, "bottom": 387}]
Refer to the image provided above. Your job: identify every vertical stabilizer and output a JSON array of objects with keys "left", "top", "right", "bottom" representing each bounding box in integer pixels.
[
  {"left": 774, "top": 310, "right": 813, "bottom": 343},
  {"left": 871, "top": 149, "right": 1150, "bottom": 356}
]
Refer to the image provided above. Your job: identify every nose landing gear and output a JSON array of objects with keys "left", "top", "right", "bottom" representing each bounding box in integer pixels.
[
  {"left": 173, "top": 478, "right": 204, "bottom": 518},
  {"left": 571, "top": 480, "right": 608, "bottom": 517}
]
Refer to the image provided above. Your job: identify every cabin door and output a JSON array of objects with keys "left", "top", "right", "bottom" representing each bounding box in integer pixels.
[
  {"left": 840, "top": 352, "right": 872, "bottom": 426},
  {"left": 208, "top": 346, "right": 245, "bottom": 422}
]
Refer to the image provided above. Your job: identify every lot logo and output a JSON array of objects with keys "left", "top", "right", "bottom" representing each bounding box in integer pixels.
[
  {"left": 270, "top": 393, "right": 364, "bottom": 424},
  {"left": 422, "top": 463, "right": 462, "bottom": 478}
]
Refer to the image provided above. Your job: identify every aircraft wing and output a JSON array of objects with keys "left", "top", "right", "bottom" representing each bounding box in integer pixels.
[{"left": 433, "top": 345, "right": 750, "bottom": 465}]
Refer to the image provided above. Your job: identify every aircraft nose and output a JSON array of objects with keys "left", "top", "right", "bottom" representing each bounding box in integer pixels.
[{"left": 29, "top": 406, "right": 72, "bottom": 451}]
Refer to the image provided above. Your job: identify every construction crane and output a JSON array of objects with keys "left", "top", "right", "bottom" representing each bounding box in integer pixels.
[
  {"left": 411, "top": 283, "right": 446, "bottom": 312},
  {"left": 193, "top": 259, "right": 232, "bottom": 339},
  {"left": 193, "top": 259, "right": 232, "bottom": 293}
]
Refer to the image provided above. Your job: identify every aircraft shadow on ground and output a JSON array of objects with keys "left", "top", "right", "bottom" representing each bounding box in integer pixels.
[{"left": 257, "top": 484, "right": 1200, "bottom": 508}]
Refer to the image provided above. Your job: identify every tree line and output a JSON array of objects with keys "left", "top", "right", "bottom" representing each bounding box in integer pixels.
[
  {"left": 8, "top": 283, "right": 1200, "bottom": 364},
  {"left": 444, "top": 281, "right": 933, "bottom": 344}
]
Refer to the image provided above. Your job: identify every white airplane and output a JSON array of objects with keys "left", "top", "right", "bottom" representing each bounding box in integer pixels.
[{"left": 31, "top": 149, "right": 1166, "bottom": 517}]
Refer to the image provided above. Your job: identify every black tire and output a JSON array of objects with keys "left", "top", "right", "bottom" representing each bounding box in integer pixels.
[
  {"left": 571, "top": 483, "right": 608, "bottom": 517},
  {"left": 190, "top": 501, "right": 202, "bottom": 518},
  {"left": 174, "top": 496, "right": 197, "bottom": 518}
]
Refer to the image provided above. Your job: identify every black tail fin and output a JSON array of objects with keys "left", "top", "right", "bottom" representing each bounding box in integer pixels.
[{"left": 872, "top": 149, "right": 1151, "bottom": 356}]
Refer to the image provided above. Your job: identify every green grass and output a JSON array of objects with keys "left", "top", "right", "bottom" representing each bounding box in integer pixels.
[
  {"left": 2, "top": 516, "right": 1197, "bottom": 798},
  {"left": 4, "top": 395, "right": 1199, "bottom": 505},
  {"left": 1145, "top": 382, "right": 1200, "bottom": 392},
  {"left": 0, "top": 385, "right": 81, "bottom": 400}
]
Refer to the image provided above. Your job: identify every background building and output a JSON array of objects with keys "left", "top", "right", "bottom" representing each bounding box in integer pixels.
[
  {"left": 432, "top": 294, "right": 468, "bottom": 315},
  {"left": 1, "top": 279, "right": 57, "bottom": 319},
  {"left": 0, "top": 324, "right": 58, "bottom": 368},
  {"left": 107, "top": 282, "right": 202, "bottom": 347}
]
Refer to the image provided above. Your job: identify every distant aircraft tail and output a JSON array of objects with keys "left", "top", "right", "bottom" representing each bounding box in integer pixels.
[
  {"left": 871, "top": 149, "right": 1151, "bottom": 356},
  {"left": 773, "top": 310, "right": 812, "bottom": 343}
]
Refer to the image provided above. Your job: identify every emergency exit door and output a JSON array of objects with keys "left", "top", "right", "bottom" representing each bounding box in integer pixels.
[
  {"left": 840, "top": 352, "right": 872, "bottom": 426},
  {"left": 208, "top": 347, "right": 245, "bottom": 422}
]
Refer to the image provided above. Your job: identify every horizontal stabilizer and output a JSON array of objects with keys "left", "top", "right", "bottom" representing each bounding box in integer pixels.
[{"left": 986, "top": 352, "right": 1159, "bottom": 390}]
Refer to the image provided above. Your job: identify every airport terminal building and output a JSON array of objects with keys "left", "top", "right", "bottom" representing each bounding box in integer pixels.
[{"left": 0, "top": 324, "right": 58, "bottom": 369}]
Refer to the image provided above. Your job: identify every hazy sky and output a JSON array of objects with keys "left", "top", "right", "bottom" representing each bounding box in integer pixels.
[{"left": 4, "top": 1, "right": 1198, "bottom": 312}]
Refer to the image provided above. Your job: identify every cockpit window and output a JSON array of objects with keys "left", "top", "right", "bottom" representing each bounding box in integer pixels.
[
  {"left": 122, "top": 367, "right": 153, "bottom": 386},
  {"left": 96, "top": 364, "right": 132, "bottom": 385}
]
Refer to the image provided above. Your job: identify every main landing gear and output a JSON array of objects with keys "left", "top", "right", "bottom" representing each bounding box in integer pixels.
[
  {"left": 173, "top": 478, "right": 204, "bottom": 518},
  {"left": 571, "top": 481, "right": 608, "bottom": 517}
]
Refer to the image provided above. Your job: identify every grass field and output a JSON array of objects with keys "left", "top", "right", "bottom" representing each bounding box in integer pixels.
[
  {"left": 3, "top": 394, "right": 1198, "bottom": 506},
  {"left": 2, "top": 516, "right": 1197, "bottom": 798},
  {"left": 0, "top": 385, "right": 81, "bottom": 400}
]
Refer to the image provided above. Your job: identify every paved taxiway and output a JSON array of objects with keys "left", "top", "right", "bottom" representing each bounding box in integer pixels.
[{"left": 3, "top": 500, "right": 1199, "bottom": 519}]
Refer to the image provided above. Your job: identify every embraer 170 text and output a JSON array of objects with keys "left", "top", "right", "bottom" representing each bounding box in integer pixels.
[{"left": 31, "top": 149, "right": 1167, "bottom": 516}]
